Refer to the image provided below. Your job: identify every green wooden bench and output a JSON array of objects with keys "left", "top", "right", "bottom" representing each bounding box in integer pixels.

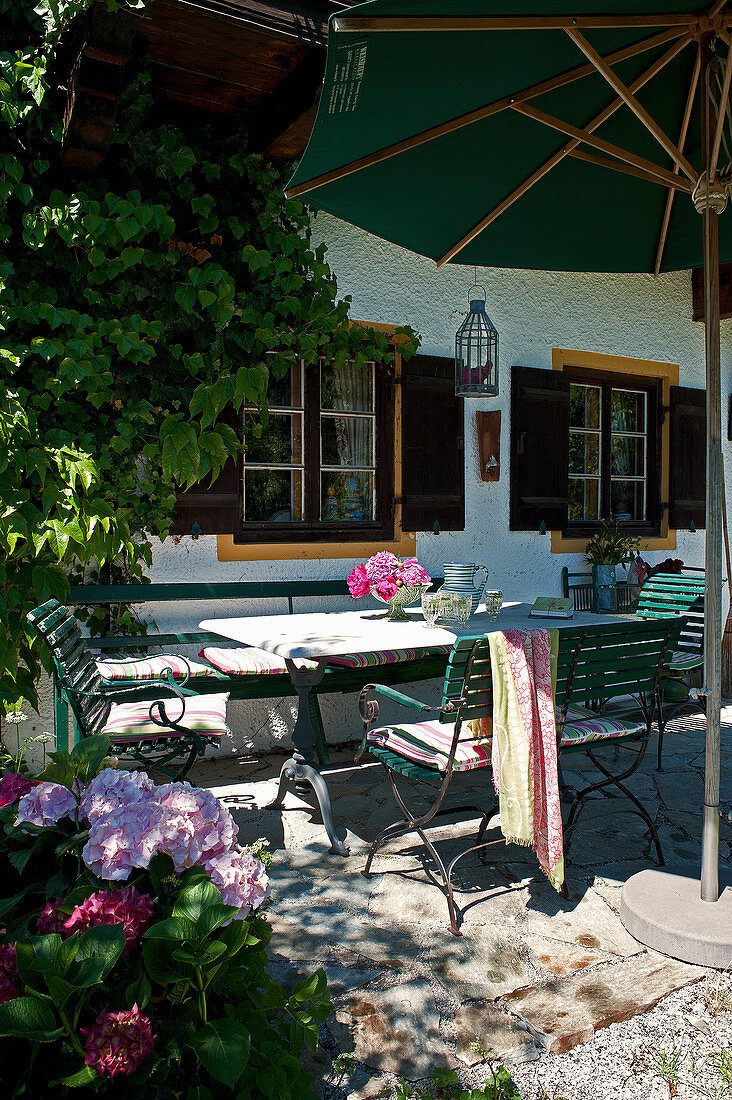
[
  {"left": 634, "top": 569, "right": 707, "bottom": 767},
  {"left": 48, "top": 579, "right": 449, "bottom": 767},
  {"left": 357, "top": 615, "right": 682, "bottom": 934}
]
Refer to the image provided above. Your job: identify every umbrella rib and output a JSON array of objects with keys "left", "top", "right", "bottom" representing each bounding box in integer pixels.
[
  {"left": 565, "top": 28, "right": 698, "bottom": 181},
  {"left": 513, "top": 103, "right": 694, "bottom": 190},
  {"left": 436, "top": 35, "right": 691, "bottom": 267},
  {"left": 333, "top": 15, "right": 710, "bottom": 32},
  {"left": 710, "top": 41, "right": 732, "bottom": 177},
  {"left": 285, "top": 27, "right": 688, "bottom": 200},
  {"left": 568, "top": 146, "right": 692, "bottom": 189},
  {"left": 654, "top": 45, "right": 701, "bottom": 274}
]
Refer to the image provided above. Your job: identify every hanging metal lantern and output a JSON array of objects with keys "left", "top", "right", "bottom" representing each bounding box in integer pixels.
[{"left": 454, "top": 285, "right": 499, "bottom": 397}]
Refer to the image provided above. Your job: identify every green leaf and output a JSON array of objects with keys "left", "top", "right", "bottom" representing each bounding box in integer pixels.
[
  {"left": 0, "top": 997, "right": 62, "bottom": 1041},
  {"left": 125, "top": 974, "right": 152, "bottom": 1010},
  {"left": 51, "top": 1065, "right": 99, "bottom": 1088},
  {"left": 189, "top": 1019, "right": 250, "bottom": 1087},
  {"left": 75, "top": 924, "right": 125, "bottom": 979}
]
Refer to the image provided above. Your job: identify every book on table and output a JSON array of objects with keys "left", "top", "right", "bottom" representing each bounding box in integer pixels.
[{"left": 529, "top": 597, "right": 574, "bottom": 619}]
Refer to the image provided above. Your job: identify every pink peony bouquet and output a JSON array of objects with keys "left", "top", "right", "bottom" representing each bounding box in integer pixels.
[{"left": 347, "top": 552, "right": 431, "bottom": 602}]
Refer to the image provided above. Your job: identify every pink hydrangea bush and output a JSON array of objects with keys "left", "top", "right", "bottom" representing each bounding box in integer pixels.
[
  {"left": 0, "top": 945, "right": 18, "bottom": 1004},
  {"left": 0, "top": 773, "right": 36, "bottom": 808},
  {"left": 64, "top": 886, "right": 154, "bottom": 953},
  {"left": 347, "top": 553, "right": 431, "bottom": 603},
  {"left": 81, "top": 1004, "right": 155, "bottom": 1078},
  {"left": 16, "top": 781, "right": 78, "bottom": 828}
]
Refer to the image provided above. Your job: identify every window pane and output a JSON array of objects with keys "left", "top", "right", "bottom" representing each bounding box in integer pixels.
[
  {"left": 611, "top": 434, "right": 645, "bottom": 478},
  {"left": 321, "top": 471, "right": 375, "bottom": 521},
  {"left": 569, "top": 432, "right": 599, "bottom": 475},
  {"left": 244, "top": 469, "right": 303, "bottom": 522},
  {"left": 321, "top": 362, "right": 374, "bottom": 412},
  {"left": 245, "top": 413, "right": 302, "bottom": 465},
  {"left": 321, "top": 416, "right": 373, "bottom": 468},
  {"left": 264, "top": 361, "right": 303, "bottom": 410},
  {"left": 568, "top": 477, "right": 600, "bottom": 522},
  {"left": 570, "top": 383, "right": 600, "bottom": 429},
  {"left": 611, "top": 479, "right": 645, "bottom": 523},
  {"left": 611, "top": 389, "right": 645, "bottom": 433}
]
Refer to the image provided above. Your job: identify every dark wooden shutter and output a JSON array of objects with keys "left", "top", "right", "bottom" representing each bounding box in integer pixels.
[
  {"left": 510, "top": 365, "right": 570, "bottom": 531},
  {"left": 669, "top": 385, "right": 706, "bottom": 530},
  {"left": 401, "top": 354, "right": 464, "bottom": 532},
  {"left": 170, "top": 408, "right": 241, "bottom": 536}
]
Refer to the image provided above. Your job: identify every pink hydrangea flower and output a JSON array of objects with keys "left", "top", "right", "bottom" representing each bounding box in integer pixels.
[
  {"left": 16, "top": 782, "right": 78, "bottom": 828},
  {"left": 205, "top": 848, "right": 270, "bottom": 918},
  {"left": 80, "top": 768, "right": 157, "bottom": 824},
  {"left": 347, "top": 563, "right": 371, "bottom": 599},
  {"left": 80, "top": 772, "right": 238, "bottom": 881},
  {"left": 0, "top": 945, "right": 18, "bottom": 1004},
  {"left": 81, "top": 1005, "right": 155, "bottom": 1078},
  {"left": 0, "top": 773, "right": 37, "bottom": 808},
  {"left": 364, "top": 551, "right": 400, "bottom": 582},
  {"left": 373, "top": 576, "right": 399, "bottom": 600},
  {"left": 64, "top": 886, "right": 154, "bottom": 954},
  {"left": 37, "top": 899, "right": 67, "bottom": 935}
]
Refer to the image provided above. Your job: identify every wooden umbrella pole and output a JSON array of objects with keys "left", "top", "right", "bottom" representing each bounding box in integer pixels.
[{"left": 700, "top": 33, "right": 722, "bottom": 906}]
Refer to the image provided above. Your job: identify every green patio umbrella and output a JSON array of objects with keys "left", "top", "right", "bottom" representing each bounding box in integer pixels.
[{"left": 286, "top": 0, "right": 731, "bottom": 965}]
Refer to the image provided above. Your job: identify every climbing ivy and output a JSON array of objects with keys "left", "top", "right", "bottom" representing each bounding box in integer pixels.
[{"left": 0, "top": 0, "right": 417, "bottom": 709}]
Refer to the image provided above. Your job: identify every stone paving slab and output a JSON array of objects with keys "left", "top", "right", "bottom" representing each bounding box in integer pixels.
[
  {"left": 522, "top": 884, "right": 646, "bottom": 957},
  {"left": 452, "top": 1003, "right": 543, "bottom": 1066},
  {"left": 502, "top": 952, "right": 705, "bottom": 1054},
  {"left": 332, "top": 979, "right": 450, "bottom": 1078}
]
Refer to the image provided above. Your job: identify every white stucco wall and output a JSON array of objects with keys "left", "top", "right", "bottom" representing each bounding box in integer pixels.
[{"left": 24, "top": 214, "right": 732, "bottom": 758}]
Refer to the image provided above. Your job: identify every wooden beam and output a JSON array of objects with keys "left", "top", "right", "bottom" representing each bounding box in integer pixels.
[
  {"left": 437, "top": 35, "right": 690, "bottom": 266},
  {"left": 251, "top": 48, "right": 325, "bottom": 157},
  {"left": 513, "top": 101, "right": 695, "bottom": 191},
  {"left": 333, "top": 14, "right": 705, "bottom": 32},
  {"left": 284, "top": 26, "right": 687, "bottom": 199},
  {"left": 655, "top": 46, "right": 701, "bottom": 274},
  {"left": 565, "top": 26, "right": 698, "bottom": 181},
  {"left": 568, "top": 146, "right": 693, "bottom": 189}
]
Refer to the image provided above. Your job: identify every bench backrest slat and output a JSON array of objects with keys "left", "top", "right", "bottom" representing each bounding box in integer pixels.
[
  {"left": 28, "top": 599, "right": 109, "bottom": 736},
  {"left": 636, "top": 571, "right": 707, "bottom": 655}
]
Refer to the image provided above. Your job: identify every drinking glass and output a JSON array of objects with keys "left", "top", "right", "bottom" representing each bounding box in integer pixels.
[
  {"left": 485, "top": 590, "right": 503, "bottom": 620},
  {"left": 421, "top": 592, "right": 441, "bottom": 626}
]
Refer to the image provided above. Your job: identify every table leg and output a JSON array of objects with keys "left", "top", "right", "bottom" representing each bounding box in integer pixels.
[{"left": 269, "top": 658, "right": 349, "bottom": 857}]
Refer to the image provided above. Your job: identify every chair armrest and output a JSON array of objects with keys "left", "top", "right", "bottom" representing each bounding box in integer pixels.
[{"left": 367, "top": 684, "right": 434, "bottom": 713}]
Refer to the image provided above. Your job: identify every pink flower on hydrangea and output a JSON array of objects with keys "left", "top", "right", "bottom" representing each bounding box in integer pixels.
[
  {"left": 364, "top": 551, "right": 400, "bottom": 582},
  {"left": 37, "top": 899, "right": 67, "bottom": 934},
  {"left": 80, "top": 772, "right": 238, "bottom": 881},
  {"left": 64, "top": 886, "right": 154, "bottom": 954},
  {"left": 0, "top": 944, "right": 18, "bottom": 1003},
  {"left": 373, "top": 577, "right": 399, "bottom": 600},
  {"left": 347, "top": 563, "right": 371, "bottom": 599},
  {"left": 205, "top": 848, "right": 270, "bottom": 918},
  {"left": 80, "top": 768, "right": 157, "bottom": 825},
  {"left": 81, "top": 1005, "right": 155, "bottom": 1078},
  {"left": 16, "top": 782, "right": 77, "bottom": 828},
  {"left": 0, "top": 773, "right": 37, "bottom": 808}
]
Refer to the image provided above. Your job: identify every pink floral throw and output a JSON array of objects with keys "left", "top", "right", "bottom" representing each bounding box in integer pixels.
[{"left": 489, "top": 628, "right": 564, "bottom": 890}]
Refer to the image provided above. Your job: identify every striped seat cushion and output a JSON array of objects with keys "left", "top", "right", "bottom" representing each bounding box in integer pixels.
[
  {"left": 200, "top": 647, "right": 317, "bottom": 675},
  {"left": 560, "top": 703, "right": 644, "bottom": 747},
  {"left": 669, "top": 650, "right": 703, "bottom": 672},
  {"left": 96, "top": 655, "right": 213, "bottom": 682},
  {"left": 366, "top": 720, "right": 491, "bottom": 773},
  {"left": 328, "top": 645, "right": 451, "bottom": 670},
  {"left": 103, "top": 693, "right": 230, "bottom": 743}
]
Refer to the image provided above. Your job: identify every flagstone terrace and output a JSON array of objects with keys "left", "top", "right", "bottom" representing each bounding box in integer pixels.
[{"left": 191, "top": 708, "right": 732, "bottom": 1098}]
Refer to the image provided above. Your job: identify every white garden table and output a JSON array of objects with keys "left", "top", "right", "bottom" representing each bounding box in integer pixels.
[{"left": 200, "top": 602, "right": 617, "bottom": 855}]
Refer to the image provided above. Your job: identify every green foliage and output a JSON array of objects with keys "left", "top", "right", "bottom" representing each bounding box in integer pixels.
[
  {"left": 395, "top": 1067, "right": 522, "bottom": 1100},
  {"left": 0, "top": 737, "right": 333, "bottom": 1097},
  {"left": 584, "top": 524, "right": 640, "bottom": 567},
  {"left": 0, "top": 0, "right": 418, "bottom": 711}
]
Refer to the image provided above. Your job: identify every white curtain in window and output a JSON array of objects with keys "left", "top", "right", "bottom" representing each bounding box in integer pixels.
[{"left": 333, "top": 362, "right": 371, "bottom": 468}]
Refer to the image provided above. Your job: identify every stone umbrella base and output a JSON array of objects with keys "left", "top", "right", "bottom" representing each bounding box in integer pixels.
[{"left": 621, "top": 867, "right": 732, "bottom": 969}]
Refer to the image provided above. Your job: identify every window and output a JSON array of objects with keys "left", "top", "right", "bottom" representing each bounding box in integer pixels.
[
  {"left": 237, "top": 359, "right": 395, "bottom": 543},
  {"left": 567, "top": 370, "right": 661, "bottom": 534}
]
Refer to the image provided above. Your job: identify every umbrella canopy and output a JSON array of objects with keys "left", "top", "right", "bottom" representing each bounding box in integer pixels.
[
  {"left": 287, "top": 1, "right": 732, "bottom": 274},
  {"left": 286, "top": 0, "right": 731, "bottom": 953}
]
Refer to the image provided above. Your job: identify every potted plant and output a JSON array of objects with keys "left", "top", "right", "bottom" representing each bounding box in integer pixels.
[{"left": 584, "top": 525, "right": 640, "bottom": 611}]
